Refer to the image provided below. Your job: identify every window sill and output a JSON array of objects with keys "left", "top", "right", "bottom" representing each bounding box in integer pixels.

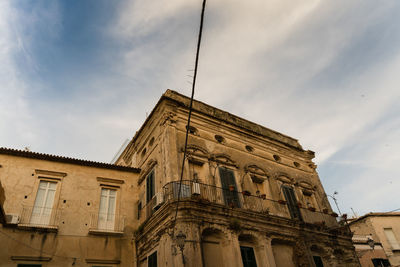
[
  {"left": 17, "top": 223, "right": 58, "bottom": 232},
  {"left": 88, "top": 229, "right": 124, "bottom": 236}
]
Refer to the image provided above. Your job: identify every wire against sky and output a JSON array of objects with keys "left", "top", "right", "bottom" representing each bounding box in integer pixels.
[{"left": 172, "top": 0, "right": 207, "bottom": 237}]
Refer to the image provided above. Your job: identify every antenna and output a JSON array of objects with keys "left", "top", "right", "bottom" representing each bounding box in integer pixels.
[{"left": 110, "top": 139, "right": 130, "bottom": 164}]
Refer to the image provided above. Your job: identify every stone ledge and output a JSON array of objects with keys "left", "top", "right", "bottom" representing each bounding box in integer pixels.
[
  {"left": 17, "top": 224, "right": 58, "bottom": 233},
  {"left": 88, "top": 229, "right": 124, "bottom": 236}
]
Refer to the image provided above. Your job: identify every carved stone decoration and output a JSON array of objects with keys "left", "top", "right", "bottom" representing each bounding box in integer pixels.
[
  {"left": 159, "top": 111, "right": 178, "bottom": 126},
  {"left": 293, "top": 239, "right": 310, "bottom": 267},
  {"left": 298, "top": 181, "right": 313, "bottom": 190},
  {"left": 210, "top": 153, "right": 238, "bottom": 168},
  {"left": 244, "top": 164, "right": 269, "bottom": 184},
  {"left": 185, "top": 144, "right": 209, "bottom": 166},
  {"left": 276, "top": 175, "right": 293, "bottom": 184},
  {"left": 138, "top": 159, "right": 157, "bottom": 185}
]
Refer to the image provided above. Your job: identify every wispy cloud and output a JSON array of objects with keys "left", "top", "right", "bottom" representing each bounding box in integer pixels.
[{"left": 1, "top": 0, "right": 399, "bottom": 214}]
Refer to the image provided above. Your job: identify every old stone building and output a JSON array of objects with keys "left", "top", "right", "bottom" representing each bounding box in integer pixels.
[
  {"left": 349, "top": 213, "right": 400, "bottom": 267},
  {"left": 0, "top": 89, "right": 359, "bottom": 266},
  {"left": 115, "top": 90, "right": 358, "bottom": 267}
]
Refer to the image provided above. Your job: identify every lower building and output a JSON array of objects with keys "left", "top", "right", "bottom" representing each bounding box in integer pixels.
[
  {"left": 0, "top": 148, "right": 140, "bottom": 266},
  {"left": 349, "top": 213, "right": 400, "bottom": 267}
]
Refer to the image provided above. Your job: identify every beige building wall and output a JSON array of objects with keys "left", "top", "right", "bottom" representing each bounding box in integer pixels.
[
  {"left": 0, "top": 150, "right": 140, "bottom": 267},
  {"left": 350, "top": 213, "right": 400, "bottom": 267}
]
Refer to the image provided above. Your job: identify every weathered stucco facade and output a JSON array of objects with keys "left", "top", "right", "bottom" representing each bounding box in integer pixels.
[
  {"left": 0, "top": 149, "right": 140, "bottom": 266},
  {"left": 349, "top": 213, "right": 400, "bottom": 267},
  {"left": 116, "top": 90, "right": 359, "bottom": 267},
  {"left": 0, "top": 89, "right": 359, "bottom": 266}
]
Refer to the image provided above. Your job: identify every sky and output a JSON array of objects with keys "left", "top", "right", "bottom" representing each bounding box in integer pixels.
[{"left": 1, "top": 0, "right": 399, "bottom": 217}]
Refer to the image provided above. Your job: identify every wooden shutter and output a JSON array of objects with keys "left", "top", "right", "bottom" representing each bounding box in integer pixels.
[
  {"left": 218, "top": 167, "right": 240, "bottom": 208},
  {"left": 282, "top": 186, "right": 302, "bottom": 221},
  {"left": 146, "top": 170, "right": 155, "bottom": 203}
]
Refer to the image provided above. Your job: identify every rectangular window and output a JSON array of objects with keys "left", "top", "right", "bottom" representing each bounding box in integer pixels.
[
  {"left": 137, "top": 201, "right": 142, "bottom": 220},
  {"left": 146, "top": 170, "right": 155, "bottom": 203},
  {"left": 313, "top": 256, "right": 324, "bottom": 267},
  {"left": 282, "top": 185, "right": 302, "bottom": 221},
  {"left": 372, "top": 258, "right": 391, "bottom": 267},
  {"left": 240, "top": 246, "right": 257, "bottom": 267},
  {"left": 219, "top": 167, "right": 240, "bottom": 208},
  {"left": 384, "top": 228, "right": 400, "bottom": 250},
  {"left": 30, "top": 180, "right": 57, "bottom": 225},
  {"left": 148, "top": 251, "right": 157, "bottom": 267},
  {"left": 98, "top": 188, "right": 116, "bottom": 230}
]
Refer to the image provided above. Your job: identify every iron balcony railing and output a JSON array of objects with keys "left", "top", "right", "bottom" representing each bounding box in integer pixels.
[
  {"left": 19, "top": 206, "right": 61, "bottom": 228},
  {"left": 89, "top": 212, "right": 126, "bottom": 232},
  {"left": 140, "top": 180, "right": 338, "bottom": 228}
]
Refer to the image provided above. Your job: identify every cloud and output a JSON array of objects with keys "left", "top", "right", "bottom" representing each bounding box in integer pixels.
[{"left": 2, "top": 0, "right": 400, "bottom": 213}]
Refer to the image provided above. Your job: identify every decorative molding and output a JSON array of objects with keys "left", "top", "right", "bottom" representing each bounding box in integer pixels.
[
  {"left": 97, "top": 177, "right": 124, "bottom": 184},
  {"left": 298, "top": 181, "right": 313, "bottom": 190},
  {"left": 35, "top": 169, "right": 67, "bottom": 178},
  {"left": 88, "top": 229, "right": 124, "bottom": 236},
  {"left": 85, "top": 258, "right": 121, "bottom": 264},
  {"left": 276, "top": 175, "right": 293, "bottom": 184},
  {"left": 138, "top": 159, "right": 157, "bottom": 185},
  {"left": 210, "top": 154, "right": 238, "bottom": 168},
  {"left": 159, "top": 111, "right": 178, "bottom": 126},
  {"left": 11, "top": 256, "right": 52, "bottom": 261}
]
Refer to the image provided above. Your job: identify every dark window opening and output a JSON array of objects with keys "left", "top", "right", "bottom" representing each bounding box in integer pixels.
[
  {"left": 282, "top": 185, "right": 302, "bottom": 221},
  {"left": 214, "top": 135, "right": 225, "bottom": 143},
  {"left": 186, "top": 125, "right": 197, "bottom": 135},
  {"left": 313, "top": 256, "right": 324, "bottom": 267},
  {"left": 273, "top": 155, "right": 281, "bottom": 162},
  {"left": 240, "top": 246, "right": 257, "bottom": 267},
  {"left": 137, "top": 201, "right": 142, "bottom": 219},
  {"left": 219, "top": 167, "right": 240, "bottom": 208},
  {"left": 148, "top": 251, "right": 157, "bottom": 267},
  {"left": 146, "top": 170, "right": 155, "bottom": 203},
  {"left": 372, "top": 258, "right": 391, "bottom": 267}
]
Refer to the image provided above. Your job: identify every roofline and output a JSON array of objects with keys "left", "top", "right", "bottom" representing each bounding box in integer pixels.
[
  {"left": 118, "top": 89, "right": 310, "bottom": 163},
  {"left": 0, "top": 147, "right": 140, "bottom": 173},
  {"left": 348, "top": 212, "right": 400, "bottom": 225}
]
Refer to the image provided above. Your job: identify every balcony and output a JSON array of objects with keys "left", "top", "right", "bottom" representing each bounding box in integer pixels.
[
  {"left": 140, "top": 180, "right": 338, "bottom": 229},
  {"left": 18, "top": 206, "right": 61, "bottom": 231},
  {"left": 88, "top": 212, "right": 126, "bottom": 235}
]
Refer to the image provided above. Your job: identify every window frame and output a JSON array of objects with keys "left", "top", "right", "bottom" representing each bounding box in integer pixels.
[
  {"left": 29, "top": 178, "right": 60, "bottom": 226},
  {"left": 218, "top": 166, "right": 241, "bottom": 208},
  {"left": 146, "top": 169, "right": 155, "bottom": 204},
  {"left": 148, "top": 251, "right": 157, "bottom": 267},
  {"left": 240, "top": 246, "right": 257, "bottom": 267},
  {"left": 97, "top": 187, "right": 117, "bottom": 231}
]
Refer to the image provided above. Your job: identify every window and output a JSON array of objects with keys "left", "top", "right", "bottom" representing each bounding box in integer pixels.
[
  {"left": 282, "top": 185, "right": 302, "bottom": 221},
  {"left": 313, "top": 256, "right": 324, "bottom": 267},
  {"left": 384, "top": 228, "right": 400, "bottom": 250},
  {"left": 219, "top": 167, "right": 240, "bottom": 208},
  {"left": 30, "top": 180, "right": 57, "bottom": 225},
  {"left": 137, "top": 201, "right": 142, "bottom": 220},
  {"left": 240, "top": 246, "right": 257, "bottom": 267},
  {"left": 148, "top": 251, "right": 157, "bottom": 267},
  {"left": 372, "top": 258, "right": 391, "bottom": 267},
  {"left": 146, "top": 170, "right": 155, "bottom": 204},
  {"left": 98, "top": 188, "right": 116, "bottom": 230}
]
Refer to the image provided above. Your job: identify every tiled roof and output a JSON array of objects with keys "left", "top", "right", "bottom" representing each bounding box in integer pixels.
[{"left": 0, "top": 147, "right": 140, "bottom": 173}]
